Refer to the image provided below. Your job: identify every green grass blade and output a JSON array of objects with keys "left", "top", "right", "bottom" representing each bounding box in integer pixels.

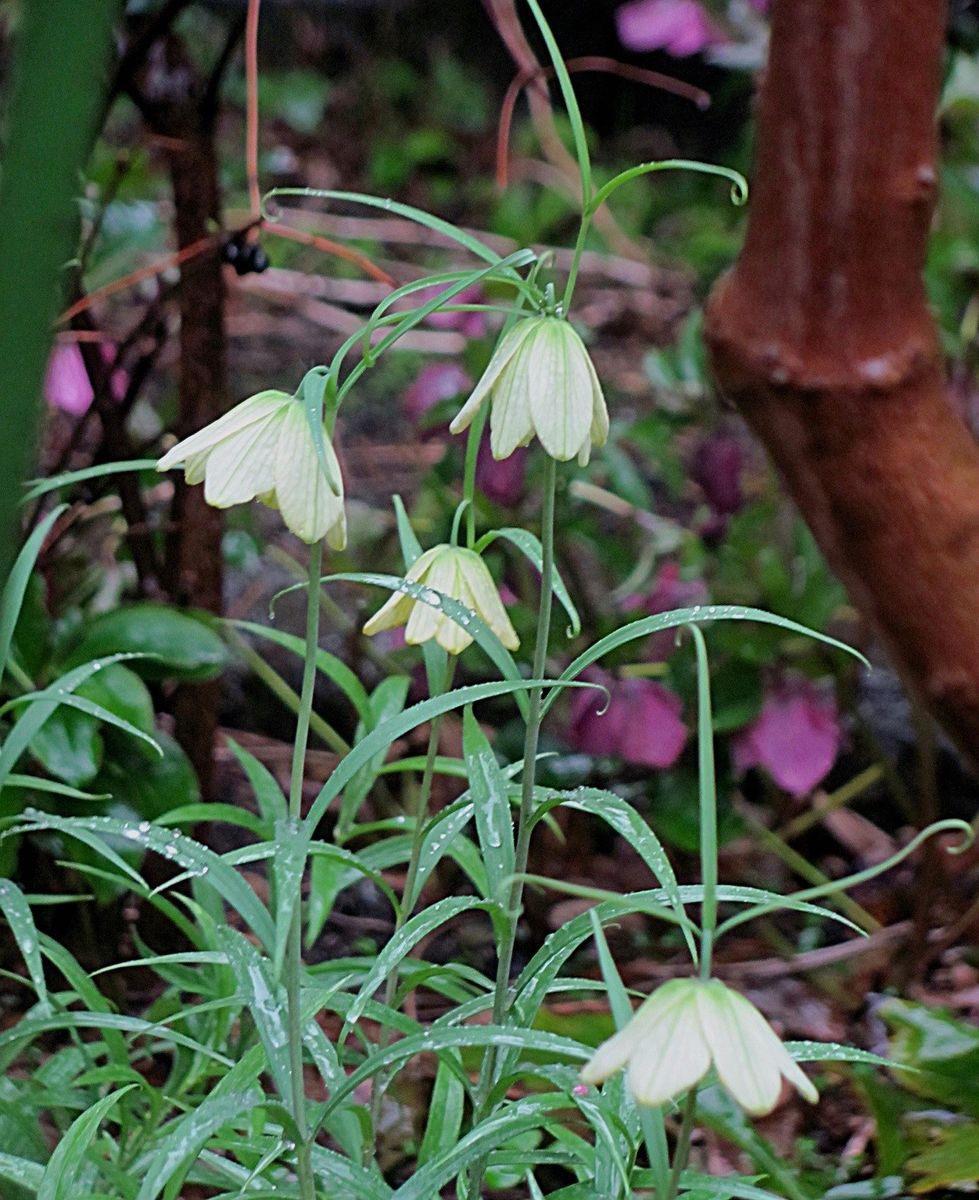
[
  {"left": 0, "top": 504, "right": 67, "bottom": 690},
  {"left": 38, "top": 1086, "right": 136, "bottom": 1200}
]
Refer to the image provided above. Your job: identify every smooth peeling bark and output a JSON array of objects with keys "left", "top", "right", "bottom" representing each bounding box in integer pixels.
[{"left": 704, "top": 0, "right": 979, "bottom": 759}]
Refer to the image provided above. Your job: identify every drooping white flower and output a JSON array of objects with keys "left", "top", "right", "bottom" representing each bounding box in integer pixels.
[
  {"left": 157, "top": 389, "right": 346, "bottom": 548},
  {"left": 581, "top": 977, "right": 818, "bottom": 1116},
  {"left": 362, "top": 544, "right": 519, "bottom": 655},
  {"left": 449, "top": 315, "right": 609, "bottom": 465}
]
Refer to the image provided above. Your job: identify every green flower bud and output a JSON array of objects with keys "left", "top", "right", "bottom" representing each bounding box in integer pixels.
[
  {"left": 157, "top": 390, "right": 346, "bottom": 548},
  {"left": 449, "top": 315, "right": 609, "bottom": 465},
  {"left": 362, "top": 544, "right": 519, "bottom": 655},
  {"left": 581, "top": 977, "right": 818, "bottom": 1116}
]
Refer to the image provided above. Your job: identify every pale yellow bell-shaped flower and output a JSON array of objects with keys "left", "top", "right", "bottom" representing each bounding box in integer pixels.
[
  {"left": 582, "top": 978, "right": 818, "bottom": 1116},
  {"left": 157, "top": 390, "right": 346, "bottom": 548},
  {"left": 449, "top": 315, "right": 609, "bottom": 465},
  {"left": 362, "top": 544, "right": 519, "bottom": 655}
]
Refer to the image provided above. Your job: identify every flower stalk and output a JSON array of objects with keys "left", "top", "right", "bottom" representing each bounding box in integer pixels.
[{"left": 285, "top": 540, "right": 322, "bottom": 1200}]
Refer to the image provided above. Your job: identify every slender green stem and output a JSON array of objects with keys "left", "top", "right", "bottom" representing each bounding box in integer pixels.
[
  {"left": 495, "top": 455, "right": 556, "bottom": 1017},
  {"left": 367, "top": 658, "right": 455, "bottom": 1154},
  {"left": 285, "top": 541, "right": 322, "bottom": 1200},
  {"left": 665, "top": 1090, "right": 697, "bottom": 1200},
  {"left": 689, "top": 625, "right": 717, "bottom": 980},
  {"left": 563, "top": 214, "right": 593, "bottom": 315},
  {"left": 462, "top": 405, "right": 489, "bottom": 549},
  {"left": 467, "top": 457, "right": 557, "bottom": 1199}
]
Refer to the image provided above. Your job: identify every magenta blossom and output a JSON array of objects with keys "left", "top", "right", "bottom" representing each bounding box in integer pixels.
[
  {"left": 476, "top": 439, "right": 528, "bottom": 506},
  {"left": 570, "top": 671, "right": 688, "bottom": 768},
  {"left": 732, "top": 677, "right": 842, "bottom": 797},
  {"left": 616, "top": 0, "right": 721, "bottom": 56},
  {"left": 45, "top": 342, "right": 126, "bottom": 416},
  {"left": 403, "top": 362, "right": 471, "bottom": 430},
  {"left": 45, "top": 344, "right": 95, "bottom": 416}
]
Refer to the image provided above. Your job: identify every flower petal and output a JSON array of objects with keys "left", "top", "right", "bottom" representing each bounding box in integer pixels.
[
  {"left": 362, "top": 590, "right": 415, "bottom": 636},
  {"left": 528, "top": 321, "right": 592, "bottom": 462},
  {"left": 449, "top": 319, "right": 537, "bottom": 436},
  {"left": 697, "top": 983, "right": 784, "bottom": 1116},
  {"left": 274, "top": 403, "right": 346, "bottom": 544},
  {"left": 489, "top": 352, "right": 536, "bottom": 461},
  {"left": 628, "top": 986, "right": 711, "bottom": 1106},
  {"left": 157, "top": 391, "right": 288, "bottom": 472},
  {"left": 457, "top": 551, "right": 519, "bottom": 650},
  {"left": 201, "top": 411, "right": 282, "bottom": 507}
]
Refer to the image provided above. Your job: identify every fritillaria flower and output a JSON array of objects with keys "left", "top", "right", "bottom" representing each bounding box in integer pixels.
[
  {"left": 449, "top": 316, "right": 609, "bottom": 465},
  {"left": 362, "top": 544, "right": 518, "bottom": 655},
  {"left": 157, "top": 388, "right": 346, "bottom": 548},
  {"left": 582, "top": 977, "right": 818, "bottom": 1116}
]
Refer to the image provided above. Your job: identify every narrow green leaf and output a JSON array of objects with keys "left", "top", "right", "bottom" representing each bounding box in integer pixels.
[
  {"left": 21, "top": 460, "right": 158, "bottom": 505},
  {"left": 463, "top": 707, "right": 515, "bottom": 904},
  {"left": 475, "top": 527, "right": 580, "bottom": 637},
  {"left": 38, "top": 1086, "right": 136, "bottom": 1200},
  {"left": 215, "top": 927, "right": 292, "bottom": 1102},
  {"left": 0, "top": 878, "right": 48, "bottom": 1011},
  {"left": 0, "top": 504, "right": 67, "bottom": 690},
  {"left": 542, "top": 605, "right": 867, "bottom": 719},
  {"left": 0, "top": 1151, "right": 44, "bottom": 1192},
  {"left": 135, "top": 1092, "right": 263, "bottom": 1200},
  {"left": 14, "top": 811, "right": 274, "bottom": 951},
  {"left": 228, "top": 619, "right": 371, "bottom": 724},
  {"left": 347, "top": 897, "right": 502, "bottom": 1025}
]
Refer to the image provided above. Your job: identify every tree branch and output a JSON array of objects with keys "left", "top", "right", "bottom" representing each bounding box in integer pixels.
[{"left": 704, "top": 1, "right": 979, "bottom": 760}]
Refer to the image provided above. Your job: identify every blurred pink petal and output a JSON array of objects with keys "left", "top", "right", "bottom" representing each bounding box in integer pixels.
[
  {"left": 569, "top": 671, "right": 626, "bottom": 757},
  {"left": 733, "top": 678, "right": 841, "bottom": 797},
  {"left": 403, "top": 362, "right": 471, "bottom": 428},
  {"left": 691, "top": 434, "right": 745, "bottom": 517},
  {"left": 476, "top": 439, "right": 528, "bottom": 506},
  {"left": 617, "top": 679, "right": 688, "bottom": 768},
  {"left": 748, "top": 0, "right": 769, "bottom": 11},
  {"left": 616, "top": 0, "right": 720, "bottom": 56},
  {"left": 45, "top": 343, "right": 127, "bottom": 415},
  {"left": 45, "top": 344, "right": 94, "bottom": 416},
  {"left": 570, "top": 672, "right": 687, "bottom": 768}
]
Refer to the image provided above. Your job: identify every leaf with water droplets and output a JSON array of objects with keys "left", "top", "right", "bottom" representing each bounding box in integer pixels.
[
  {"left": 38, "top": 1085, "right": 136, "bottom": 1200},
  {"left": 13, "top": 810, "right": 274, "bottom": 951},
  {"left": 135, "top": 1089, "right": 264, "bottom": 1200},
  {"left": 0, "top": 878, "right": 48, "bottom": 1012},
  {"left": 216, "top": 926, "right": 292, "bottom": 1102},
  {"left": 541, "top": 604, "right": 867, "bottom": 719},
  {"left": 463, "top": 707, "right": 514, "bottom": 904}
]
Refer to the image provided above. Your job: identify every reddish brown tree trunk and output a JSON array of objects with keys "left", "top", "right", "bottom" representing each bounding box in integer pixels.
[{"left": 704, "top": 1, "right": 979, "bottom": 760}]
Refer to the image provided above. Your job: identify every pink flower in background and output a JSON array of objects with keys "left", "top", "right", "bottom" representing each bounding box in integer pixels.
[
  {"left": 45, "top": 344, "right": 94, "bottom": 416},
  {"left": 748, "top": 0, "right": 769, "bottom": 11},
  {"left": 476, "top": 439, "right": 528, "bottom": 506},
  {"left": 691, "top": 434, "right": 745, "bottom": 517},
  {"left": 732, "top": 677, "right": 842, "bottom": 797},
  {"left": 570, "top": 671, "right": 688, "bottom": 768},
  {"left": 403, "top": 362, "right": 471, "bottom": 429},
  {"left": 616, "top": 0, "right": 721, "bottom": 56},
  {"left": 45, "top": 342, "right": 126, "bottom": 416}
]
